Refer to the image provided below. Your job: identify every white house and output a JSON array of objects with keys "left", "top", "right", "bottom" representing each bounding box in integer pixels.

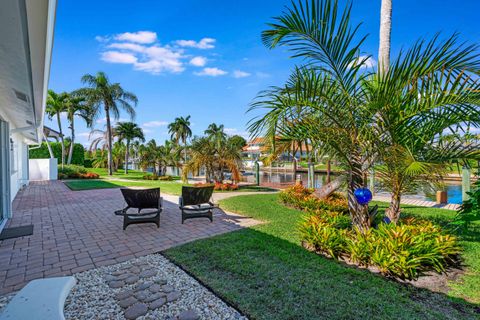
[{"left": 0, "top": 0, "right": 57, "bottom": 229}]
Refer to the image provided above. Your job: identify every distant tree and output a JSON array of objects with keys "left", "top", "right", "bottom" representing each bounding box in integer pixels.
[
  {"left": 66, "top": 93, "right": 92, "bottom": 164},
  {"left": 78, "top": 71, "right": 137, "bottom": 175},
  {"left": 229, "top": 135, "right": 247, "bottom": 150},
  {"left": 168, "top": 116, "right": 192, "bottom": 164},
  {"left": 115, "top": 122, "right": 145, "bottom": 174},
  {"left": 204, "top": 123, "right": 227, "bottom": 149},
  {"left": 46, "top": 90, "right": 68, "bottom": 168}
]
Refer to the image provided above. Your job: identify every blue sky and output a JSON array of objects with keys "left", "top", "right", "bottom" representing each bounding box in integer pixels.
[{"left": 47, "top": 0, "right": 480, "bottom": 148}]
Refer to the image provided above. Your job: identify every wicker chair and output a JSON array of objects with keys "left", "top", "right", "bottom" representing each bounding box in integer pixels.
[
  {"left": 179, "top": 186, "right": 216, "bottom": 224},
  {"left": 115, "top": 188, "right": 163, "bottom": 230}
]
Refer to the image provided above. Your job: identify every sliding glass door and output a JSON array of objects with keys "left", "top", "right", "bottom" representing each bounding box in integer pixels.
[{"left": 0, "top": 120, "right": 11, "bottom": 225}]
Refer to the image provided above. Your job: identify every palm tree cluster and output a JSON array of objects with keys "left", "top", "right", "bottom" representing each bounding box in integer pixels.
[
  {"left": 47, "top": 71, "right": 139, "bottom": 175},
  {"left": 249, "top": 0, "right": 480, "bottom": 231},
  {"left": 182, "top": 123, "right": 244, "bottom": 183}
]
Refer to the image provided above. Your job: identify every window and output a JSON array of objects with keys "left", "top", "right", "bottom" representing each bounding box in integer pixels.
[{"left": 10, "top": 138, "right": 17, "bottom": 175}]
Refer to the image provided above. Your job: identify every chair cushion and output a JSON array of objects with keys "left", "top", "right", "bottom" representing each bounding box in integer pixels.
[{"left": 182, "top": 203, "right": 214, "bottom": 213}]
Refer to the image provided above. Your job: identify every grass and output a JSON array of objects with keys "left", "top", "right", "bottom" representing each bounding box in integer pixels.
[
  {"left": 164, "top": 194, "right": 480, "bottom": 319},
  {"left": 64, "top": 179, "right": 184, "bottom": 195}
]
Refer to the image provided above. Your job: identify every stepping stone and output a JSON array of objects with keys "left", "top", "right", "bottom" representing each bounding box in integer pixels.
[
  {"left": 155, "top": 278, "right": 168, "bottom": 285},
  {"left": 134, "top": 290, "right": 149, "bottom": 301},
  {"left": 116, "top": 273, "right": 131, "bottom": 281},
  {"left": 112, "top": 270, "right": 125, "bottom": 276},
  {"left": 116, "top": 290, "right": 134, "bottom": 300},
  {"left": 148, "top": 297, "right": 167, "bottom": 310},
  {"left": 129, "top": 266, "right": 141, "bottom": 273},
  {"left": 177, "top": 309, "right": 200, "bottom": 320},
  {"left": 118, "top": 296, "right": 138, "bottom": 309},
  {"left": 108, "top": 281, "right": 125, "bottom": 289},
  {"left": 136, "top": 282, "right": 153, "bottom": 291},
  {"left": 124, "top": 303, "right": 148, "bottom": 319},
  {"left": 139, "top": 269, "right": 156, "bottom": 278},
  {"left": 125, "top": 275, "right": 140, "bottom": 284},
  {"left": 161, "top": 285, "right": 174, "bottom": 293},
  {"left": 143, "top": 292, "right": 164, "bottom": 303},
  {"left": 104, "top": 274, "right": 116, "bottom": 281},
  {"left": 149, "top": 284, "right": 163, "bottom": 293},
  {"left": 166, "top": 291, "right": 181, "bottom": 302}
]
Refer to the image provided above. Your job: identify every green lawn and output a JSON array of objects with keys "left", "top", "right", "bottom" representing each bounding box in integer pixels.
[
  {"left": 64, "top": 179, "right": 184, "bottom": 195},
  {"left": 164, "top": 194, "right": 480, "bottom": 320}
]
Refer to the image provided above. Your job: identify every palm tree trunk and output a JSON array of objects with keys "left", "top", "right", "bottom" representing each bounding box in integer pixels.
[
  {"left": 125, "top": 140, "right": 130, "bottom": 174},
  {"left": 348, "top": 154, "right": 371, "bottom": 232},
  {"left": 314, "top": 175, "right": 345, "bottom": 199},
  {"left": 386, "top": 182, "right": 402, "bottom": 223},
  {"left": 105, "top": 106, "right": 114, "bottom": 175},
  {"left": 378, "top": 0, "right": 392, "bottom": 73},
  {"left": 56, "top": 113, "right": 65, "bottom": 169},
  {"left": 43, "top": 132, "right": 54, "bottom": 159},
  {"left": 67, "top": 117, "right": 75, "bottom": 165},
  {"left": 326, "top": 158, "right": 331, "bottom": 183}
]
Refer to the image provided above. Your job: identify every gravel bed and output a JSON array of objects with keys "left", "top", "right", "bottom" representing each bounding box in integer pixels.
[{"left": 0, "top": 254, "right": 247, "bottom": 320}]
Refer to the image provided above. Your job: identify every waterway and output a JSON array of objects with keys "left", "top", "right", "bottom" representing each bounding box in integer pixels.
[{"left": 244, "top": 171, "right": 465, "bottom": 204}]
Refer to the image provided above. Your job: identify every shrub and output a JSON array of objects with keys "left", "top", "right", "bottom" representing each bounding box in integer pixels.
[
  {"left": 193, "top": 182, "right": 239, "bottom": 191},
  {"left": 143, "top": 175, "right": 173, "bottom": 181},
  {"left": 58, "top": 165, "right": 98, "bottom": 179},
  {"left": 30, "top": 142, "right": 85, "bottom": 165},
  {"left": 300, "top": 212, "right": 461, "bottom": 279},
  {"left": 454, "top": 180, "right": 480, "bottom": 228},
  {"left": 279, "top": 184, "right": 348, "bottom": 213},
  {"left": 83, "top": 159, "right": 94, "bottom": 168}
]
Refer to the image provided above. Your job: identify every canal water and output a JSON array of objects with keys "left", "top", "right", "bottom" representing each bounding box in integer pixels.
[{"left": 244, "top": 171, "right": 465, "bottom": 204}]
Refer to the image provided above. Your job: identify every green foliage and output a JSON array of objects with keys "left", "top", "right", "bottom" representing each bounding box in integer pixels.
[
  {"left": 279, "top": 185, "right": 348, "bottom": 214},
  {"left": 83, "top": 158, "right": 94, "bottom": 168},
  {"left": 285, "top": 186, "right": 460, "bottom": 279},
  {"left": 29, "top": 142, "right": 85, "bottom": 165},
  {"left": 143, "top": 174, "right": 173, "bottom": 181},
  {"left": 58, "top": 165, "right": 99, "bottom": 179},
  {"left": 455, "top": 180, "right": 480, "bottom": 228}
]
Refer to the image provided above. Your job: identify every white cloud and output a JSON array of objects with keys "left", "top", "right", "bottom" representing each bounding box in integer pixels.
[
  {"left": 115, "top": 31, "right": 157, "bottom": 44},
  {"left": 194, "top": 67, "right": 227, "bottom": 77},
  {"left": 101, "top": 51, "right": 138, "bottom": 64},
  {"left": 108, "top": 42, "right": 146, "bottom": 52},
  {"left": 189, "top": 56, "right": 207, "bottom": 67},
  {"left": 143, "top": 120, "right": 168, "bottom": 127},
  {"left": 224, "top": 128, "right": 249, "bottom": 138},
  {"left": 142, "top": 128, "right": 153, "bottom": 134},
  {"left": 233, "top": 70, "right": 251, "bottom": 78},
  {"left": 176, "top": 38, "right": 216, "bottom": 49},
  {"left": 95, "top": 35, "right": 109, "bottom": 42}
]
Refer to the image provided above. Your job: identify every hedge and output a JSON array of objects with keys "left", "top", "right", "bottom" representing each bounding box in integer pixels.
[{"left": 29, "top": 142, "right": 85, "bottom": 165}]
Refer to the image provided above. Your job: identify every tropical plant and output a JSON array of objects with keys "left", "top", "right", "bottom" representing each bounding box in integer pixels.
[
  {"left": 183, "top": 134, "right": 243, "bottom": 183},
  {"left": 78, "top": 71, "right": 137, "bottom": 175},
  {"left": 168, "top": 116, "right": 192, "bottom": 164},
  {"left": 66, "top": 93, "right": 92, "bottom": 164},
  {"left": 115, "top": 122, "right": 145, "bottom": 174},
  {"left": 46, "top": 90, "right": 69, "bottom": 168},
  {"left": 250, "top": 0, "right": 480, "bottom": 229},
  {"left": 204, "top": 123, "right": 227, "bottom": 149}
]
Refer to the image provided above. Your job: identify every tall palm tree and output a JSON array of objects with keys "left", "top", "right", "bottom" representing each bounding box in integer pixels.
[
  {"left": 78, "top": 72, "right": 138, "bottom": 175},
  {"left": 204, "top": 123, "right": 227, "bottom": 149},
  {"left": 66, "top": 94, "right": 92, "bottom": 164},
  {"left": 378, "top": 0, "right": 392, "bottom": 73},
  {"left": 168, "top": 116, "right": 192, "bottom": 164},
  {"left": 115, "top": 122, "right": 145, "bottom": 174},
  {"left": 46, "top": 90, "right": 68, "bottom": 168}
]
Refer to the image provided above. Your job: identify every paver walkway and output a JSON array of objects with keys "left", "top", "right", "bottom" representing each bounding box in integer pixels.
[{"left": 0, "top": 181, "right": 259, "bottom": 295}]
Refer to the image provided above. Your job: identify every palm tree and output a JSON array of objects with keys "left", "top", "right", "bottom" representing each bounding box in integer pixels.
[
  {"left": 252, "top": 0, "right": 480, "bottom": 230},
  {"left": 204, "top": 123, "right": 227, "bottom": 149},
  {"left": 46, "top": 90, "right": 68, "bottom": 168},
  {"left": 168, "top": 116, "right": 192, "bottom": 164},
  {"left": 378, "top": 0, "right": 392, "bottom": 73},
  {"left": 66, "top": 94, "right": 92, "bottom": 164},
  {"left": 115, "top": 122, "right": 145, "bottom": 174},
  {"left": 78, "top": 72, "right": 138, "bottom": 175}
]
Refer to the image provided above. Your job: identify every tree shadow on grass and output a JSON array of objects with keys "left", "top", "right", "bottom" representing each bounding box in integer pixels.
[{"left": 164, "top": 227, "right": 479, "bottom": 320}]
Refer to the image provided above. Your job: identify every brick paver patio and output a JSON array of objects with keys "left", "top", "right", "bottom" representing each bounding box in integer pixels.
[{"left": 0, "top": 181, "right": 258, "bottom": 295}]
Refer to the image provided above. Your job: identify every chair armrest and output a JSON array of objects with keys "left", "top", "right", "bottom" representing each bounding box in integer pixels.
[
  {"left": 159, "top": 197, "right": 164, "bottom": 210},
  {"left": 179, "top": 196, "right": 183, "bottom": 208}
]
